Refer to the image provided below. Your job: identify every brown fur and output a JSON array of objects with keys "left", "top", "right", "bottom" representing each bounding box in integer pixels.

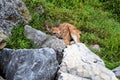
[{"left": 45, "top": 23, "right": 81, "bottom": 45}]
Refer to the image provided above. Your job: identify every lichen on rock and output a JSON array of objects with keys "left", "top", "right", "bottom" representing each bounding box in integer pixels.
[{"left": 0, "top": 0, "right": 31, "bottom": 35}]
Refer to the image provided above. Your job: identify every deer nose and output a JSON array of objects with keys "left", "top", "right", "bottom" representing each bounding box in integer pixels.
[{"left": 59, "top": 36, "right": 63, "bottom": 39}]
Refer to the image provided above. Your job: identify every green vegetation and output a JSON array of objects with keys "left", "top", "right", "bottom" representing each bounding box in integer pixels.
[
  {"left": 7, "top": 25, "right": 32, "bottom": 49},
  {"left": 7, "top": 0, "right": 120, "bottom": 69},
  {"left": 100, "top": 0, "right": 120, "bottom": 22}
]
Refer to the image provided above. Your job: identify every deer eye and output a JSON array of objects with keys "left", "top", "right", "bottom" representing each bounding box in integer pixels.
[{"left": 52, "top": 33, "right": 57, "bottom": 35}]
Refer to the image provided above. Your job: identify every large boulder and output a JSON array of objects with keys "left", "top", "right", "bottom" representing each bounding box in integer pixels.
[
  {"left": 24, "top": 25, "right": 48, "bottom": 46},
  {"left": 0, "top": 0, "right": 31, "bottom": 35},
  {"left": 57, "top": 43, "right": 118, "bottom": 80},
  {"left": 24, "top": 25, "right": 66, "bottom": 64},
  {"left": 113, "top": 66, "right": 120, "bottom": 78},
  {"left": 0, "top": 48, "right": 59, "bottom": 80}
]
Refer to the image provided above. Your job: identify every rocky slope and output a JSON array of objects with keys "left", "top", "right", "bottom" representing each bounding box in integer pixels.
[{"left": 0, "top": 0, "right": 119, "bottom": 80}]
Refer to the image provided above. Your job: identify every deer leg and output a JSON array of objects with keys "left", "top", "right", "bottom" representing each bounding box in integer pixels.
[
  {"left": 64, "top": 39, "right": 70, "bottom": 45},
  {"left": 71, "top": 34, "right": 80, "bottom": 43}
]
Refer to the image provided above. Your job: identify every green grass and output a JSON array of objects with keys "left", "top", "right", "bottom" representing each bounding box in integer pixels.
[
  {"left": 7, "top": 0, "right": 120, "bottom": 69},
  {"left": 6, "top": 25, "right": 32, "bottom": 49}
]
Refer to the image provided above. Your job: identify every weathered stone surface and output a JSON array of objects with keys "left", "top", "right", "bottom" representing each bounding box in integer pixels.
[
  {"left": 24, "top": 25, "right": 65, "bottom": 52},
  {"left": 113, "top": 66, "right": 120, "bottom": 78},
  {"left": 0, "top": 76, "right": 4, "bottom": 80},
  {"left": 0, "top": 0, "right": 31, "bottom": 35},
  {"left": 57, "top": 72, "right": 89, "bottom": 80},
  {"left": 0, "top": 48, "right": 59, "bottom": 80},
  {"left": 0, "top": 28, "right": 7, "bottom": 49},
  {"left": 57, "top": 43, "right": 118, "bottom": 80},
  {"left": 89, "top": 44, "right": 101, "bottom": 51},
  {"left": 41, "top": 36, "right": 65, "bottom": 53},
  {"left": 24, "top": 25, "right": 65, "bottom": 64},
  {"left": 24, "top": 25, "right": 48, "bottom": 46}
]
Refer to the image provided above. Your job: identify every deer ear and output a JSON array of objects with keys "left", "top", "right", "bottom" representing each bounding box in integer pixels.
[
  {"left": 56, "top": 20, "right": 61, "bottom": 27},
  {"left": 44, "top": 22, "right": 52, "bottom": 32},
  {"left": 44, "top": 22, "right": 51, "bottom": 29}
]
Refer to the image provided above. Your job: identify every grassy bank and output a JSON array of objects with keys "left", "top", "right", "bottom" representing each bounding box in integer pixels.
[{"left": 7, "top": 0, "right": 120, "bottom": 69}]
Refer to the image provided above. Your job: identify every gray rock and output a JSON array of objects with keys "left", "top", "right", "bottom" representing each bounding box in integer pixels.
[
  {"left": 57, "top": 72, "right": 89, "bottom": 80},
  {"left": 24, "top": 25, "right": 48, "bottom": 46},
  {"left": 57, "top": 43, "right": 118, "bottom": 80},
  {"left": 24, "top": 25, "right": 65, "bottom": 52},
  {"left": 0, "top": 48, "right": 59, "bottom": 80},
  {"left": 89, "top": 44, "right": 101, "bottom": 51},
  {"left": 42, "top": 36, "right": 65, "bottom": 53},
  {"left": 0, "top": 76, "right": 4, "bottom": 80},
  {"left": 113, "top": 66, "right": 120, "bottom": 78},
  {"left": 0, "top": 0, "right": 31, "bottom": 35},
  {"left": 24, "top": 25, "right": 66, "bottom": 64},
  {"left": 0, "top": 49, "right": 14, "bottom": 75}
]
